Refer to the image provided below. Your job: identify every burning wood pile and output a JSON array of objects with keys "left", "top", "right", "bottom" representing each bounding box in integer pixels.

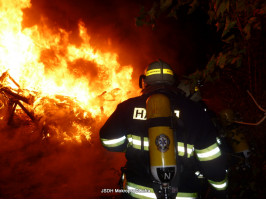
[
  {"left": 0, "top": 71, "right": 35, "bottom": 123},
  {"left": 0, "top": 71, "right": 94, "bottom": 143},
  {"left": 0, "top": 0, "right": 138, "bottom": 144}
]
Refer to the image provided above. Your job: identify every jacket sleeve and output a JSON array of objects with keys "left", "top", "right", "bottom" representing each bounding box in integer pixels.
[
  {"left": 194, "top": 109, "right": 228, "bottom": 195},
  {"left": 99, "top": 103, "right": 128, "bottom": 152}
]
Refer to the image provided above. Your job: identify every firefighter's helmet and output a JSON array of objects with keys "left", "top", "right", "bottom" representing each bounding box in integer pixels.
[
  {"left": 139, "top": 60, "right": 176, "bottom": 88},
  {"left": 177, "top": 80, "right": 202, "bottom": 102}
]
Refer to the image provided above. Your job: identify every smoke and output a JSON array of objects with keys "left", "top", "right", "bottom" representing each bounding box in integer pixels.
[{"left": 22, "top": 0, "right": 218, "bottom": 78}]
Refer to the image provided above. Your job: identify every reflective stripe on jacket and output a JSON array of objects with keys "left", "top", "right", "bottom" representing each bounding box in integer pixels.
[
  {"left": 126, "top": 181, "right": 197, "bottom": 199},
  {"left": 102, "top": 134, "right": 195, "bottom": 158},
  {"left": 100, "top": 92, "right": 228, "bottom": 197},
  {"left": 208, "top": 175, "right": 228, "bottom": 191},
  {"left": 195, "top": 142, "right": 221, "bottom": 161}
]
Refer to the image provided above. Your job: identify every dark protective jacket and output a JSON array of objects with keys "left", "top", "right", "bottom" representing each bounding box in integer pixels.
[{"left": 100, "top": 89, "right": 228, "bottom": 199}]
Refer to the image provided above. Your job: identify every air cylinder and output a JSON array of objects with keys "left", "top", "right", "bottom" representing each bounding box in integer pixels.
[{"left": 146, "top": 93, "right": 176, "bottom": 183}]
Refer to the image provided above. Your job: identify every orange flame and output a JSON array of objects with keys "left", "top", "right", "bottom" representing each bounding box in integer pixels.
[{"left": 0, "top": 0, "right": 138, "bottom": 142}]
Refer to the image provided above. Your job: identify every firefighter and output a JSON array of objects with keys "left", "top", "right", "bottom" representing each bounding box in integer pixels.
[{"left": 100, "top": 60, "right": 228, "bottom": 199}]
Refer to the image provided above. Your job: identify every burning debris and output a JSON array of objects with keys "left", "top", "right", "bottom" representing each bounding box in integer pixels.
[
  {"left": 0, "top": 70, "right": 126, "bottom": 199},
  {"left": 0, "top": 70, "right": 94, "bottom": 143},
  {"left": 0, "top": 1, "right": 137, "bottom": 196},
  {"left": 0, "top": 71, "right": 35, "bottom": 123},
  {"left": 0, "top": 0, "right": 138, "bottom": 198}
]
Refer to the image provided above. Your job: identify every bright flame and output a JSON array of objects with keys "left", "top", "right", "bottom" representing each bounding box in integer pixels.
[{"left": 0, "top": 0, "right": 138, "bottom": 142}]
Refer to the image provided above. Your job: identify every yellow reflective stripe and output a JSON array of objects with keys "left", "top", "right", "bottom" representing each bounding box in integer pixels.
[
  {"left": 127, "top": 182, "right": 197, "bottom": 199},
  {"left": 127, "top": 182, "right": 155, "bottom": 199},
  {"left": 163, "top": 68, "right": 174, "bottom": 75},
  {"left": 195, "top": 143, "right": 221, "bottom": 161},
  {"left": 177, "top": 142, "right": 194, "bottom": 158},
  {"left": 127, "top": 134, "right": 133, "bottom": 147},
  {"left": 187, "top": 144, "right": 194, "bottom": 158},
  {"left": 176, "top": 192, "right": 197, "bottom": 199},
  {"left": 208, "top": 175, "right": 228, "bottom": 191},
  {"left": 146, "top": 69, "right": 160, "bottom": 76},
  {"left": 101, "top": 136, "right": 126, "bottom": 147},
  {"left": 128, "top": 135, "right": 195, "bottom": 157},
  {"left": 127, "top": 135, "right": 144, "bottom": 150},
  {"left": 127, "top": 135, "right": 148, "bottom": 150},
  {"left": 146, "top": 68, "right": 173, "bottom": 76},
  {"left": 144, "top": 137, "right": 149, "bottom": 151},
  {"left": 132, "top": 135, "right": 141, "bottom": 150},
  {"left": 178, "top": 142, "right": 185, "bottom": 156}
]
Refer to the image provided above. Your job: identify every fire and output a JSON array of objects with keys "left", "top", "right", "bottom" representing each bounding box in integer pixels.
[{"left": 0, "top": 0, "right": 138, "bottom": 142}]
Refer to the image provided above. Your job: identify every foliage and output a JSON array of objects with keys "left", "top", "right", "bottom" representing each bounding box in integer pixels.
[{"left": 136, "top": 0, "right": 265, "bottom": 88}]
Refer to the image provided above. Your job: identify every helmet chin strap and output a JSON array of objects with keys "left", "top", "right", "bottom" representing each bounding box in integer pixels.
[{"left": 139, "top": 75, "right": 146, "bottom": 89}]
